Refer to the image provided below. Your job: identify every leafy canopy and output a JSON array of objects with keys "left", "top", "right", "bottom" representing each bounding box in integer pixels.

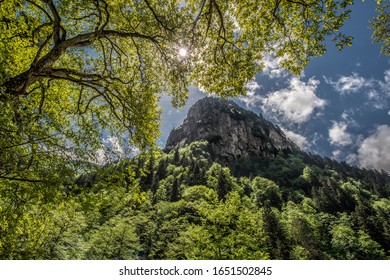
[
  {"left": 1, "top": 0, "right": 355, "bottom": 182},
  {"left": 370, "top": 1, "right": 390, "bottom": 56}
]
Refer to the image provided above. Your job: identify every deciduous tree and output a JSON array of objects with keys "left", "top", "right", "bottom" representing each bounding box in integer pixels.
[{"left": 1, "top": 0, "right": 356, "bottom": 182}]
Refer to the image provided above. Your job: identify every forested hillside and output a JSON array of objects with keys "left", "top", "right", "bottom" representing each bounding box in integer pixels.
[{"left": 1, "top": 140, "right": 389, "bottom": 259}]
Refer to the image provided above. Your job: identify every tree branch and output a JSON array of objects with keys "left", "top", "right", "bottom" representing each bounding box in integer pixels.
[
  {"left": 2, "top": 4, "right": 162, "bottom": 99},
  {"left": 95, "top": 0, "right": 110, "bottom": 31},
  {"left": 32, "top": 32, "right": 53, "bottom": 67},
  {"left": 39, "top": 68, "right": 106, "bottom": 82},
  {"left": 27, "top": 0, "right": 53, "bottom": 22},
  {"left": 0, "top": 134, "right": 59, "bottom": 150},
  {"left": 0, "top": 175, "right": 47, "bottom": 183},
  {"left": 45, "top": 0, "right": 66, "bottom": 44},
  {"left": 191, "top": 0, "right": 208, "bottom": 45},
  {"left": 143, "top": 0, "right": 174, "bottom": 32}
]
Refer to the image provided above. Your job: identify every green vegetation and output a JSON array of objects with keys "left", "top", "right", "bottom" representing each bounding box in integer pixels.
[
  {"left": 0, "top": 0, "right": 357, "bottom": 187},
  {"left": 1, "top": 141, "right": 389, "bottom": 259},
  {"left": 1, "top": 0, "right": 389, "bottom": 260},
  {"left": 370, "top": 1, "right": 390, "bottom": 56}
]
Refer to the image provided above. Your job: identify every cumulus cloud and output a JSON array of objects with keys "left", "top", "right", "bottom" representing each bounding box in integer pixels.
[
  {"left": 95, "top": 147, "right": 107, "bottom": 165},
  {"left": 379, "top": 69, "right": 390, "bottom": 94},
  {"left": 262, "top": 55, "right": 289, "bottom": 79},
  {"left": 339, "top": 109, "right": 360, "bottom": 128},
  {"left": 239, "top": 80, "right": 263, "bottom": 107},
  {"left": 346, "top": 153, "right": 359, "bottom": 166},
  {"left": 332, "top": 149, "right": 342, "bottom": 159},
  {"left": 383, "top": 69, "right": 390, "bottom": 84},
  {"left": 95, "top": 135, "right": 127, "bottom": 165},
  {"left": 324, "top": 72, "right": 367, "bottom": 94},
  {"left": 105, "top": 136, "right": 124, "bottom": 155},
  {"left": 324, "top": 69, "right": 390, "bottom": 110},
  {"left": 280, "top": 127, "right": 309, "bottom": 149},
  {"left": 366, "top": 69, "right": 390, "bottom": 109},
  {"left": 328, "top": 122, "right": 353, "bottom": 147},
  {"left": 262, "top": 77, "right": 326, "bottom": 123},
  {"left": 358, "top": 125, "right": 390, "bottom": 173},
  {"left": 245, "top": 80, "right": 261, "bottom": 97}
]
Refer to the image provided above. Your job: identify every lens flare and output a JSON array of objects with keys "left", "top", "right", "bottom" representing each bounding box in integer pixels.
[{"left": 179, "top": 48, "right": 187, "bottom": 57}]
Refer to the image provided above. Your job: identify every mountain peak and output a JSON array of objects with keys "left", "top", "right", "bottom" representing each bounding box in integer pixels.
[{"left": 165, "top": 97, "right": 297, "bottom": 160}]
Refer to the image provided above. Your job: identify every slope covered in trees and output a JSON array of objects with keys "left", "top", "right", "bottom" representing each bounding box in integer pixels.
[{"left": 1, "top": 140, "right": 389, "bottom": 259}]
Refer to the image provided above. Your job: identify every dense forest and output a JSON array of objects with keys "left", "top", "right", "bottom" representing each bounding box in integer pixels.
[{"left": 1, "top": 140, "right": 389, "bottom": 259}]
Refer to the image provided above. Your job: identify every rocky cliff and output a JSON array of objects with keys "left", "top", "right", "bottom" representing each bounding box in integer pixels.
[{"left": 165, "top": 97, "right": 297, "bottom": 160}]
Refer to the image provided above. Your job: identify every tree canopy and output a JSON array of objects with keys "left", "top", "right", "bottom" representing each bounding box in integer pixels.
[{"left": 370, "top": 1, "right": 390, "bottom": 56}]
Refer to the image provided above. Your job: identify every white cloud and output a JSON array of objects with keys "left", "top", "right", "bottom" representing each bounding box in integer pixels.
[
  {"left": 245, "top": 80, "right": 261, "bottom": 97},
  {"left": 262, "top": 54, "right": 289, "bottom": 79},
  {"left": 383, "top": 69, "right": 390, "bottom": 84},
  {"left": 324, "top": 72, "right": 366, "bottom": 94},
  {"left": 358, "top": 125, "right": 390, "bottom": 173},
  {"left": 341, "top": 111, "right": 349, "bottom": 120},
  {"left": 129, "top": 145, "right": 141, "bottom": 157},
  {"left": 94, "top": 135, "right": 126, "bottom": 165},
  {"left": 346, "top": 153, "right": 359, "bottom": 166},
  {"left": 339, "top": 109, "right": 359, "bottom": 128},
  {"left": 365, "top": 69, "right": 390, "bottom": 109},
  {"left": 328, "top": 122, "right": 353, "bottom": 147},
  {"left": 379, "top": 69, "right": 390, "bottom": 94},
  {"left": 239, "top": 80, "right": 263, "bottom": 107},
  {"left": 104, "top": 136, "right": 124, "bottom": 156},
  {"left": 367, "top": 90, "right": 387, "bottom": 109},
  {"left": 332, "top": 149, "right": 342, "bottom": 159},
  {"left": 95, "top": 147, "right": 107, "bottom": 165},
  {"left": 324, "top": 69, "right": 390, "bottom": 110},
  {"left": 280, "top": 127, "right": 309, "bottom": 150},
  {"left": 262, "top": 77, "right": 326, "bottom": 123}
]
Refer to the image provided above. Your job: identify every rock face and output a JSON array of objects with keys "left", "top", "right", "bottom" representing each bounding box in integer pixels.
[{"left": 165, "top": 97, "right": 297, "bottom": 160}]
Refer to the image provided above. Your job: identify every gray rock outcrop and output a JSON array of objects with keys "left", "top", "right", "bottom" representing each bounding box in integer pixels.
[{"left": 165, "top": 97, "right": 297, "bottom": 161}]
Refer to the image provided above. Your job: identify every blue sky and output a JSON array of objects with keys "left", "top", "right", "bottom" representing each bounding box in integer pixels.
[{"left": 159, "top": 1, "right": 390, "bottom": 173}]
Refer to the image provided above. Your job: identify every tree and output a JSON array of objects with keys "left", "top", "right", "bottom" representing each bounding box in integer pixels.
[
  {"left": 370, "top": 1, "right": 390, "bottom": 56},
  {"left": 0, "top": 0, "right": 355, "bottom": 183},
  {"left": 282, "top": 200, "right": 323, "bottom": 259},
  {"left": 372, "top": 198, "right": 390, "bottom": 251},
  {"left": 250, "top": 176, "right": 282, "bottom": 209},
  {"left": 330, "top": 217, "right": 385, "bottom": 259},
  {"left": 85, "top": 216, "right": 140, "bottom": 259},
  {"left": 261, "top": 205, "right": 290, "bottom": 259},
  {"left": 170, "top": 177, "right": 180, "bottom": 202},
  {"left": 206, "top": 162, "right": 235, "bottom": 199},
  {"left": 176, "top": 191, "right": 269, "bottom": 259}
]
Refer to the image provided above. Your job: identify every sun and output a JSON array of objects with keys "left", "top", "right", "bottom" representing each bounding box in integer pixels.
[{"left": 179, "top": 48, "right": 187, "bottom": 57}]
